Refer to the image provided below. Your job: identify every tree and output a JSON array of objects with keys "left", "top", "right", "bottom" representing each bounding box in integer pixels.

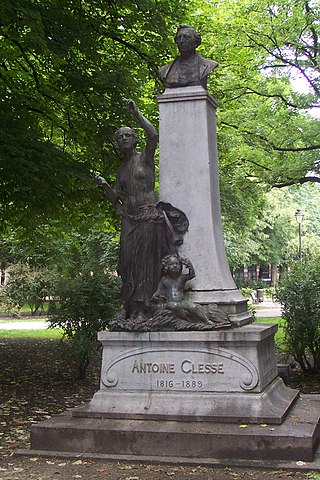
[
  {"left": 224, "top": 183, "right": 320, "bottom": 273},
  {"left": 2, "top": 0, "right": 320, "bottom": 257},
  {"left": 187, "top": 0, "right": 320, "bottom": 197},
  {"left": 288, "top": 183, "right": 320, "bottom": 258},
  {"left": 242, "top": 0, "right": 320, "bottom": 109},
  {"left": 0, "top": 262, "right": 58, "bottom": 315},
  {"left": 48, "top": 230, "right": 121, "bottom": 379},
  {"left": 0, "top": 0, "right": 187, "bottom": 234}
]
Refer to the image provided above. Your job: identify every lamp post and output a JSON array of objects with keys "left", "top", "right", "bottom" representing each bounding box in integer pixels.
[{"left": 294, "top": 209, "right": 304, "bottom": 260}]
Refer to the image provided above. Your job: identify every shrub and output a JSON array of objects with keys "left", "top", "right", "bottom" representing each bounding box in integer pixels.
[
  {"left": 48, "top": 232, "right": 121, "bottom": 379},
  {"left": 234, "top": 277, "right": 265, "bottom": 290},
  {"left": 0, "top": 263, "right": 58, "bottom": 315},
  {"left": 276, "top": 259, "right": 320, "bottom": 374}
]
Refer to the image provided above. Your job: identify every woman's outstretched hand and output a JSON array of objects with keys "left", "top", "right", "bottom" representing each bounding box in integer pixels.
[{"left": 122, "top": 97, "right": 138, "bottom": 116}]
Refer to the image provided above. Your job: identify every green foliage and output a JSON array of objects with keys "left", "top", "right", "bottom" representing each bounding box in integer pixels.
[
  {"left": 0, "top": 327, "right": 63, "bottom": 339},
  {"left": 307, "top": 472, "right": 320, "bottom": 480},
  {"left": 235, "top": 278, "right": 265, "bottom": 290},
  {"left": 276, "top": 259, "right": 320, "bottom": 374},
  {"left": 200, "top": 0, "right": 320, "bottom": 252},
  {"left": 1, "top": 0, "right": 320, "bottom": 290},
  {"left": 288, "top": 183, "right": 320, "bottom": 258},
  {"left": 48, "top": 231, "right": 121, "bottom": 379},
  {"left": 255, "top": 317, "right": 286, "bottom": 351},
  {"left": 187, "top": 0, "right": 320, "bottom": 234},
  {"left": 0, "top": 0, "right": 187, "bottom": 234},
  {"left": 224, "top": 184, "right": 320, "bottom": 269},
  {"left": 0, "top": 263, "right": 58, "bottom": 315},
  {"left": 0, "top": 228, "right": 121, "bottom": 378},
  {"left": 1, "top": 0, "right": 319, "bottom": 242}
]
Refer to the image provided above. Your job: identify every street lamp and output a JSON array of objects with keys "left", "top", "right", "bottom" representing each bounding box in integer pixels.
[{"left": 294, "top": 209, "right": 304, "bottom": 260}]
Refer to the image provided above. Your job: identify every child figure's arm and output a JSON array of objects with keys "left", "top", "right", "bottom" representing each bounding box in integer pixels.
[{"left": 182, "top": 258, "right": 196, "bottom": 283}]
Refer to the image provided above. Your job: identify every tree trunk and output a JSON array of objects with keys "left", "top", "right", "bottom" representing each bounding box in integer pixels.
[{"left": 271, "top": 264, "right": 278, "bottom": 288}]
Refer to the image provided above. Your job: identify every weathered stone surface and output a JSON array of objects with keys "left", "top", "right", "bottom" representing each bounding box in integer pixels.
[
  {"left": 72, "top": 327, "right": 298, "bottom": 424},
  {"left": 29, "top": 394, "right": 320, "bottom": 462},
  {"left": 158, "top": 86, "right": 250, "bottom": 324}
]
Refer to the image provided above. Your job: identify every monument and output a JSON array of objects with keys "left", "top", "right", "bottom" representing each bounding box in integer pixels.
[
  {"left": 158, "top": 24, "right": 250, "bottom": 325},
  {"left": 26, "top": 25, "right": 320, "bottom": 465}
]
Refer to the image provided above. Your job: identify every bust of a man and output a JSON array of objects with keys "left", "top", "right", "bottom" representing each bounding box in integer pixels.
[{"left": 159, "top": 25, "right": 218, "bottom": 90}]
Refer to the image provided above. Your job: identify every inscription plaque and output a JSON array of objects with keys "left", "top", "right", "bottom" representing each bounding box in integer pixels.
[{"left": 101, "top": 346, "right": 259, "bottom": 393}]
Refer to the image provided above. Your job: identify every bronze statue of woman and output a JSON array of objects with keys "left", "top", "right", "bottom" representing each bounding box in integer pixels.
[{"left": 94, "top": 99, "right": 188, "bottom": 328}]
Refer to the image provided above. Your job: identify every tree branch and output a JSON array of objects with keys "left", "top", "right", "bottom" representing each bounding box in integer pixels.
[
  {"left": 3, "top": 35, "right": 64, "bottom": 107},
  {"left": 305, "top": 0, "right": 319, "bottom": 58},
  {"left": 106, "top": 32, "right": 158, "bottom": 76},
  {"left": 246, "top": 31, "right": 320, "bottom": 97},
  {"left": 241, "top": 157, "right": 272, "bottom": 172},
  {"left": 273, "top": 175, "right": 320, "bottom": 188},
  {"left": 83, "top": 92, "right": 102, "bottom": 128},
  {"left": 230, "top": 87, "right": 299, "bottom": 109},
  {"left": 221, "top": 121, "right": 320, "bottom": 152}
]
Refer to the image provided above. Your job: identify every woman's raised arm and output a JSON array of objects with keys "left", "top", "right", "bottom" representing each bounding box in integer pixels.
[{"left": 123, "top": 98, "right": 158, "bottom": 165}]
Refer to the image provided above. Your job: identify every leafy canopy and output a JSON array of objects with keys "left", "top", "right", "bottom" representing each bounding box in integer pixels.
[{"left": 0, "top": 0, "right": 187, "bottom": 233}]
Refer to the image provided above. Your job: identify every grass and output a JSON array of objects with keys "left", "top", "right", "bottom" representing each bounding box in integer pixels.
[
  {"left": 255, "top": 316, "right": 286, "bottom": 351},
  {"left": 0, "top": 328, "right": 64, "bottom": 339},
  {"left": 0, "top": 302, "right": 49, "bottom": 314},
  {"left": 255, "top": 315, "right": 281, "bottom": 324}
]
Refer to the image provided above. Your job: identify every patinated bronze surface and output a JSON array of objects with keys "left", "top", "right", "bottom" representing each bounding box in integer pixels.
[
  {"left": 159, "top": 25, "right": 218, "bottom": 89},
  {"left": 94, "top": 100, "right": 188, "bottom": 326},
  {"left": 109, "top": 254, "right": 231, "bottom": 332}
]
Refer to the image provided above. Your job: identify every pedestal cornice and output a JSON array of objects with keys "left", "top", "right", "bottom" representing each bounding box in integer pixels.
[{"left": 157, "top": 86, "right": 218, "bottom": 109}]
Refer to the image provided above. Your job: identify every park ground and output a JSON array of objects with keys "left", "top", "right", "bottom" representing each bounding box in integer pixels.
[{"left": 0, "top": 325, "right": 320, "bottom": 479}]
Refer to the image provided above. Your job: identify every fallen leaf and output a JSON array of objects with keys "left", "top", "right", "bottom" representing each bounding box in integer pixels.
[
  {"left": 239, "top": 424, "right": 248, "bottom": 428},
  {"left": 277, "top": 473, "right": 296, "bottom": 477},
  {"left": 145, "top": 465, "right": 162, "bottom": 472},
  {"left": 73, "top": 459, "right": 83, "bottom": 465},
  {"left": 260, "top": 424, "right": 268, "bottom": 427},
  {"left": 117, "top": 464, "right": 133, "bottom": 470}
]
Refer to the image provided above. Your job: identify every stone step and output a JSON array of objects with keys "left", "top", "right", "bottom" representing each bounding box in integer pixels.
[{"left": 29, "top": 394, "right": 320, "bottom": 462}]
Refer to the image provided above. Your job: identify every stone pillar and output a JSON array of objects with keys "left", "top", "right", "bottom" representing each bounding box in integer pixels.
[{"left": 158, "top": 86, "right": 249, "bottom": 322}]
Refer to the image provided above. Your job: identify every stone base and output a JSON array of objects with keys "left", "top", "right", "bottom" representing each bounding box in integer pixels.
[
  {"left": 74, "top": 377, "right": 297, "bottom": 424},
  {"left": 73, "top": 326, "right": 297, "bottom": 424},
  {"left": 26, "top": 327, "right": 319, "bottom": 463},
  {"left": 29, "top": 395, "right": 320, "bottom": 462}
]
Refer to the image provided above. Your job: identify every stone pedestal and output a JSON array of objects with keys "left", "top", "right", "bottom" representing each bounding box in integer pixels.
[
  {"left": 73, "top": 327, "right": 297, "bottom": 424},
  {"left": 158, "top": 86, "right": 248, "bottom": 323},
  {"left": 27, "top": 329, "right": 320, "bottom": 463}
]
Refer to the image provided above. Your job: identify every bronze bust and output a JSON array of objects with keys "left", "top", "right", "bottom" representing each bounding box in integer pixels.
[{"left": 159, "top": 25, "right": 218, "bottom": 89}]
